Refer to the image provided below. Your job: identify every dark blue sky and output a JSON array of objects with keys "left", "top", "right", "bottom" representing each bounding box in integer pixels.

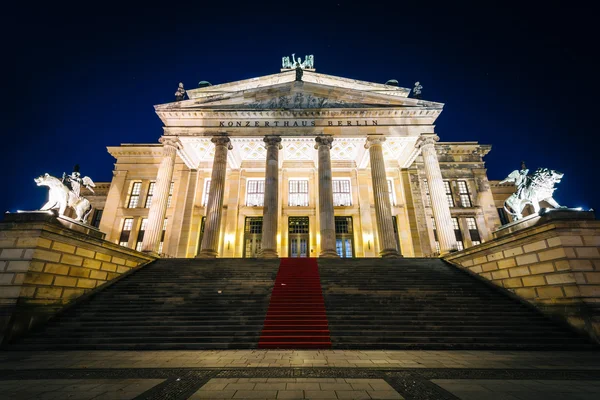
[{"left": 6, "top": 1, "right": 599, "bottom": 214}]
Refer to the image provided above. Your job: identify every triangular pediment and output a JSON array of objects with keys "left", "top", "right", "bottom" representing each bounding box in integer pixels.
[{"left": 155, "top": 71, "right": 443, "bottom": 112}]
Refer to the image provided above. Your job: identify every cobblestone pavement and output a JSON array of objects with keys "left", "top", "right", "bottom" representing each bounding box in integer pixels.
[{"left": 0, "top": 351, "right": 599, "bottom": 399}]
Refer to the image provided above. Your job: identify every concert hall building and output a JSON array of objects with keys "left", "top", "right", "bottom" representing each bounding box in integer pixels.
[{"left": 88, "top": 65, "right": 508, "bottom": 259}]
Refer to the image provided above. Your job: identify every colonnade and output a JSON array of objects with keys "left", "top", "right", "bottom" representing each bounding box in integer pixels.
[{"left": 142, "top": 133, "right": 455, "bottom": 257}]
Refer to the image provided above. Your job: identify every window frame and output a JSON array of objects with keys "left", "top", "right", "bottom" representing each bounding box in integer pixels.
[
  {"left": 119, "top": 218, "right": 134, "bottom": 247},
  {"left": 288, "top": 178, "right": 309, "bottom": 207},
  {"left": 245, "top": 179, "right": 265, "bottom": 207},
  {"left": 127, "top": 182, "right": 142, "bottom": 208},
  {"left": 457, "top": 180, "right": 472, "bottom": 208},
  {"left": 145, "top": 182, "right": 156, "bottom": 208},
  {"left": 332, "top": 178, "right": 352, "bottom": 207}
]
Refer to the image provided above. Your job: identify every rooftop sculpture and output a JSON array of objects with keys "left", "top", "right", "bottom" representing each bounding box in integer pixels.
[
  {"left": 413, "top": 81, "right": 423, "bottom": 99},
  {"left": 174, "top": 82, "right": 186, "bottom": 101},
  {"left": 282, "top": 54, "right": 314, "bottom": 69}
]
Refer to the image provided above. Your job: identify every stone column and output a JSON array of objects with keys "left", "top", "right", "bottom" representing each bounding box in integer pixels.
[
  {"left": 141, "top": 136, "right": 181, "bottom": 254},
  {"left": 417, "top": 134, "right": 457, "bottom": 254},
  {"left": 259, "top": 136, "right": 282, "bottom": 258},
  {"left": 365, "top": 136, "right": 401, "bottom": 258},
  {"left": 198, "top": 136, "right": 233, "bottom": 258},
  {"left": 315, "top": 135, "right": 339, "bottom": 258}
]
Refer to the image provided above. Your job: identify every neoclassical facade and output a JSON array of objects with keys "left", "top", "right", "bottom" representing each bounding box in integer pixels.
[{"left": 90, "top": 68, "right": 503, "bottom": 258}]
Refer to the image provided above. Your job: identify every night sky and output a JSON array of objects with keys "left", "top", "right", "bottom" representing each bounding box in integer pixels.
[{"left": 6, "top": 2, "right": 599, "bottom": 215}]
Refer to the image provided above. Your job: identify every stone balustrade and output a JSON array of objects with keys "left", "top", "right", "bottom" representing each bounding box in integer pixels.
[
  {"left": 444, "top": 210, "right": 600, "bottom": 343},
  {"left": 0, "top": 212, "right": 155, "bottom": 343}
]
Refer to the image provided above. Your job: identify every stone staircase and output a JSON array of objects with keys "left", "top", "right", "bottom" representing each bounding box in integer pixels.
[
  {"left": 319, "top": 258, "right": 593, "bottom": 350},
  {"left": 7, "top": 257, "right": 594, "bottom": 350},
  {"left": 10, "top": 258, "right": 279, "bottom": 350}
]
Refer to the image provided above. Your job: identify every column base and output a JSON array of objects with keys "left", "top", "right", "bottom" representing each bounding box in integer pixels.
[
  {"left": 319, "top": 249, "right": 340, "bottom": 258},
  {"left": 196, "top": 249, "right": 218, "bottom": 258},
  {"left": 380, "top": 248, "right": 402, "bottom": 258},
  {"left": 258, "top": 249, "right": 279, "bottom": 259},
  {"left": 142, "top": 250, "right": 160, "bottom": 258}
]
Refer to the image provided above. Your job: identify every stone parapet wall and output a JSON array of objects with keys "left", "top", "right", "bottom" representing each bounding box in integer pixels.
[
  {"left": 0, "top": 212, "right": 155, "bottom": 343},
  {"left": 444, "top": 210, "right": 600, "bottom": 343}
]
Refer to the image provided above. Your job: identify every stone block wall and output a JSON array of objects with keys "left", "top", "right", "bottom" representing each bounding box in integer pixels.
[
  {"left": 0, "top": 212, "right": 155, "bottom": 344},
  {"left": 444, "top": 210, "right": 600, "bottom": 343}
]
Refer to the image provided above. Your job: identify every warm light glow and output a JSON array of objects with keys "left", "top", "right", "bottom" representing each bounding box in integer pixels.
[
  {"left": 224, "top": 234, "right": 235, "bottom": 250},
  {"left": 363, "top": 233, "right": 373, "bottom": 250},
  {"left": 316, "top": 233, "right": 321, "bottom": 246}
]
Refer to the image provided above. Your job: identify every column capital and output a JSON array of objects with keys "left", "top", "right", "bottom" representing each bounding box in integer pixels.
[
  {"left": 263, "top": 135, "right": 283, "bottom": 149},
  {"left": 416, "top": 134, "right": 440, "bottom": 149},
  {"left": 211, "top": 135, "right": 233, "bottom": 150},
  {"left": 159, "top": 136, "right": 182, "bottom": 150},
  {"left": 364, "top": 135, "right": 386, "bottom": 149},
  {"left": 314, "top": 135, "right": 334, "bottom": 149}
]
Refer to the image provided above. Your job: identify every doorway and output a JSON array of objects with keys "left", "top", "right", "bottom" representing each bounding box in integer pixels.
[
  {"left": 243, "top": 217, "right": 263, "bottom": 258},
  {"left": 288, "top": 216, "right": 309, "bottom": 257},
  {"left": 335, "top": 216, "right": 355, "bottom": 258}
]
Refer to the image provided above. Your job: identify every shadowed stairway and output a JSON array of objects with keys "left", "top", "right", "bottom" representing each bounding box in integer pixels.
[
  {"left": 7, "top": 257, "right": 594, "bottom": 350},
  {"left": 9, "top": 258, "right": 279, "bottom": 350},
  {"left": 319, "top": 258, "right": 593, "bottom": 350},
  {"left": 259, "top": 258, "right": 331, "bottom": 349}
]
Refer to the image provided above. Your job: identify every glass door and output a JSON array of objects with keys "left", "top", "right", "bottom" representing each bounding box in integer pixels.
[
  {"left": 243, "top": 217, "right": 263, "bottom": 258},
  {"left": 335, "top": 216, "right": 354, "bottom": 258},
  {"left": 288, "top": 216, "right": 309, "bottom": 258}
]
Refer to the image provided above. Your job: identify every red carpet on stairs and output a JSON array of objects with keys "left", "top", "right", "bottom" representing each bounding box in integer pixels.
[{"left": 258, "top": 258, "right": 331, "bottom": 349}]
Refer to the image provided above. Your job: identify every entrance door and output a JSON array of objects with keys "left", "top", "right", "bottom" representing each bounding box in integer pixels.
[
  {"left": 288, "top": 217, "right": 309, "bottom": 257},
  {"left": 335, "top": 216, "right": 354, "bottom": 258},
  {"left": 243, "top": 217, "right": 263, "bottom": 258}
]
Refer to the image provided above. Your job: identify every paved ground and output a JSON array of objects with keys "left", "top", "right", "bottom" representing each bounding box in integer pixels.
[{"left": 1, "top": 350, "right": 599, "bottom": 399}]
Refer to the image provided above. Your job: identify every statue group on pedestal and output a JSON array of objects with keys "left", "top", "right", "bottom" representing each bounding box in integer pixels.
[
  {"left": 500, "top": 162, "right": 565, "bottom": 221},
  {"left": 282, "top": 53, "right": 314, "bottom": 69},
  {"left": 35, "top": 165, "right": 96, "bottom": 224}
]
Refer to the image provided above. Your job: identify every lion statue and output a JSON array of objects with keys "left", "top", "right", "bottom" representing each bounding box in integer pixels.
[
  {"left": 34, "top": 173, "right": 93, "bottom": 223},
  {"left": 500, "top": 167, "right": 565, "bottom": 221}
]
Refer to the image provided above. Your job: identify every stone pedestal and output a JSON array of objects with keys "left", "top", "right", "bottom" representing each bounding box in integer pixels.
[
  {"left": 418, "top": 134, "right": 457, "bottom": 254},
  {"left": 259, "top": 136, "right": 282, "bottom": 258},
  {"left": 141, "top": 137, "right": 181, "bottom": 254},
  {"left": 365, "top": 136, "right": 401, "bottom": 258},
  {"left": 198, "top": 136, "right": 232, "bottom": 258},
  {"left": 0, "top": 212, "right": 155, "bottom": 344},
  {"left": 444, "top": 209, "right": 600, "bottom": 343},
  {"left": 315, "top": 135, "right": 339, "bottom": 258}
]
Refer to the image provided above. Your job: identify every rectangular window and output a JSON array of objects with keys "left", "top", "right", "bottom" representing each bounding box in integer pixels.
[
  {"left": 135, "top": 218, "right": 148, "bottom": 251},
  {"left": 466, "top": 217, "right": 482, "bottom": 246},
  {"left": 431, "top": 217, "right": 440, "bottom": 254},
  {"left": 423, "top": 180, "right": 431, "bottom": 207},
  {"left": 444, "top": 181, "right": 454, "bottom": 207},
  {"left": 202, "top": 179, "right": 211, "bottom": 207},
  {"left": 387, "top": 178, "right": 396, "bottom": 206},
  {"left": 119, "top": 218, "right": 133, "bottom": 247},
  {"left": 288, "top": 179, "right": 309, "bottom": 206},
  {"left": 145, "top": 182, "right": 156, "bottom": 208},
  {"left": 457, "top": 181, "right": 472, "bottom": 207},
  {"left": 332, "top": 179, "right": 352, "bottom": 206},
  {"left": 127, "top": 182, "right": 142, "bottom": 208},
  {"left": 246, "top": 179, "right": 265, "bottom": 206},
  {"left": 166, "top": 182, "right": 174, "bottom": 208},
  {"left": 334, "top": 216, "right": 353, "bottom": 234},
  {"left": 91, "top": 209, "right": 103, "bottom": 228},
  {"left": 452, "top": 217, "right": 464, "bottom": 251},
  {"left": 158, "top": 218, "right": 167, "bottom": 254}
]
